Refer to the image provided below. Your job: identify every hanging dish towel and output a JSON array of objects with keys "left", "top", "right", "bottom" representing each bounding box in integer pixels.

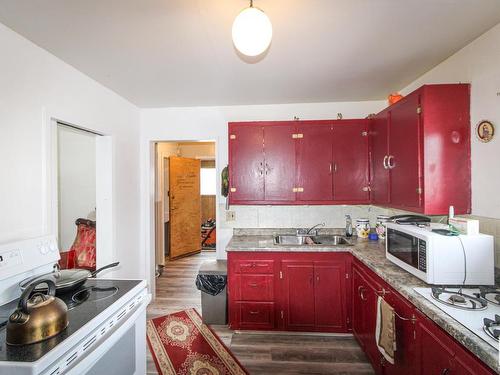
[{"left": 375, "top": 296, "right": 396, "bottom": 364}]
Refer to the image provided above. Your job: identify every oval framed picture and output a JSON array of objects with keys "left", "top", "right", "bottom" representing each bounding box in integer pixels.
[{"left": 476, "top": 120, "right": 495, "bottom": 143}]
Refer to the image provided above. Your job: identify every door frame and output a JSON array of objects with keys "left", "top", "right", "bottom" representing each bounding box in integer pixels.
[
  {"left": 43, "top": 111, "right": 115, "bottom": 274},
  {"left": 144, "top": 139, "right": 219, "bottom": 299}
]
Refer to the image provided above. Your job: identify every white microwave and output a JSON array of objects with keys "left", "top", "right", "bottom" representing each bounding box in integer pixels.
[{"left": 385, "top": 223, "right": 494, "bottom": 285}]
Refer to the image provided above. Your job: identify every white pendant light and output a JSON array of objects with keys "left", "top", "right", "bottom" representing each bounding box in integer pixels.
[{"left": 232, "top": 0, "right": 273, "bottom": 57}]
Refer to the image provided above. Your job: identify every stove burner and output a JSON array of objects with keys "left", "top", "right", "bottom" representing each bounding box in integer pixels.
[
  {"left": 431, "top": 287, "right": 488, "bottom": 311},
  {"left": 483, "top": 314, "right": 500, "bottom": 341},
  {"left": 477, "top": 286, "right": 500, "bottom": 306},
  {"left": 448, "top": 294, "right": 467, "bottom": 304},
  {"left": 65, "top": 286, "right": 119, "bottom": 310}
]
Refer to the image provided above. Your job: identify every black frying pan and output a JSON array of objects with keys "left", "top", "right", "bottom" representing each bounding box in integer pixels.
[{"left": 19, "top": 262, "right": 119, "bottom": 295}]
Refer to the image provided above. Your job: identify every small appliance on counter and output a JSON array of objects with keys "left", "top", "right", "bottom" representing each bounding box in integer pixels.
[{"left": 385, "top": 222, "right": 494, "bottom": 285}]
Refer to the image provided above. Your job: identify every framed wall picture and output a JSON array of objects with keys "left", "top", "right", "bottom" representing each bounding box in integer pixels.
[{"left": 476, "top": 120, "right": 495, "bottom": 143}]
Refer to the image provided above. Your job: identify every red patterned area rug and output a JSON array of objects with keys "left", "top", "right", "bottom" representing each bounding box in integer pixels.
[{"left": 147, "top": 309, "right": 248, "bottom": 375}]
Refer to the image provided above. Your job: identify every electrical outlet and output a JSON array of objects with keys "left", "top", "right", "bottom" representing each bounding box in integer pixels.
[{"left": 226, "top": 211, "right": 236, "bottom": 222}]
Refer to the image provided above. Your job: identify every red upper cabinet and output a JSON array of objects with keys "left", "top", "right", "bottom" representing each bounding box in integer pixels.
[
  {"left": 388, "top": 93, "right": 423, "bottom": 210},
  {"left": 296, "top": 121, "right": 333, "bottom": 201},
  {"left": 263, "top": 123, "right": 296, "bottom": 201},
  {"left": 333, "top": 120, "right": 370, "bottom": 202},
  {"left": 228, "top": 123, "right": 264, "bottom": 202},
  {"left": 229, "top": 120, "right": 371, "bottom": 205},
  {"left": 371, "top": 84, "right": 471, "bottom": 215},
  {"left": 370, "top": 110, "right": 390, "bottom": 205}
]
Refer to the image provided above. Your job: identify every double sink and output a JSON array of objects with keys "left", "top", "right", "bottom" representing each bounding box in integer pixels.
[{"left": 273, "top": 234, "right": 352, "bottom": 246}]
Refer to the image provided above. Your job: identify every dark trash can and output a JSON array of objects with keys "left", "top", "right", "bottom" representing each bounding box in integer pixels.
[{"left": 196, "top": 260, "right": 227, "bottom": 325}]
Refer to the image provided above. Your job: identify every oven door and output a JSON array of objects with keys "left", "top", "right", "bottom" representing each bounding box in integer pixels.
[
  {"left": 64, "top": 294, "right": 150, "bottom": 375},
  {"left": 386, "top": 228, "right": 427, "bottom": 280}
]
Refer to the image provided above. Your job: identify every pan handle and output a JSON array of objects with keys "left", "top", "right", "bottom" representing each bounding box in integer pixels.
[
  {"left": 18, "top": 279, "right": 57, "bottom": 314},
  {"left": 91, "top": 262, "right": 120, "bottom": 278}
]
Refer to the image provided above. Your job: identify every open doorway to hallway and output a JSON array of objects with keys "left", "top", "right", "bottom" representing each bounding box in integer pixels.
[{"left": 154, "top": 141, "right": 217, "bottom": 278}]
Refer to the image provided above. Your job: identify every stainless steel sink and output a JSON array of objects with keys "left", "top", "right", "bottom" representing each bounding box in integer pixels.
[
  {"left": 273, "top": 234, "right": 352, "bottom": 246},
  {"left": 273, "top": 235, "right": 308, "bottom": 245},
  {"left": 310, "top": 235, "right": 352, "bottom": 246}
]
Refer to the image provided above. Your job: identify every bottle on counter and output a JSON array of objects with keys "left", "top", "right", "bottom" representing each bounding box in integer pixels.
[
  {"left": 375, "top": 215, "right": 390, "bottom": 240},
  {"left": 355, "top": 218, "right": 371, "bottom": 238},
  {"left": 345, "top": 215, "right": 353, "bottom": 237}
]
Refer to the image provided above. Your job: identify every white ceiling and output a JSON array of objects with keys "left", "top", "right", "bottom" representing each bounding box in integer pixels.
[{"left": 1, "top": 0, "right": 500, "bottom": 107}]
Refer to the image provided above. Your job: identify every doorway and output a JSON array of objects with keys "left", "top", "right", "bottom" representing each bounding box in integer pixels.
[{"left": 155, "top": 141, "right": 216, "bottom": 277}]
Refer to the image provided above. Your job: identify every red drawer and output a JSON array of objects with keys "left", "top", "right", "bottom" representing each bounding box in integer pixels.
[
  {"left": 236, "top": 275, "right": 274, "bottom": 301},
  {"left": 236, "top": 260, "right": 274, "bottom": 274},
  {"left": 237, "top": 302, "right": 275, "bottom": 329}
]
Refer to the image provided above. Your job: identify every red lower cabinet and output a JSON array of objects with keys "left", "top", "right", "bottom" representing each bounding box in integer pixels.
[
  {"left": 228, "top": 252, "right": 495, "bottom": 374},
  {"left": 352, "top": 258, "right": 495, "bottom": 375},
  {"left": 228, "top": 252, "right": 350, "bottom": 333}
]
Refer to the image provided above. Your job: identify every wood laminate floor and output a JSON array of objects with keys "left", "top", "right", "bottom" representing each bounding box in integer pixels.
[{"left": 147, "top": 252, "right": 374, "bottom": 375}]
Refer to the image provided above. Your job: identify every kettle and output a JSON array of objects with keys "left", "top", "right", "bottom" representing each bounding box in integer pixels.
[{"left": 7, "top": 279, "right": 68, "bottom": 345}]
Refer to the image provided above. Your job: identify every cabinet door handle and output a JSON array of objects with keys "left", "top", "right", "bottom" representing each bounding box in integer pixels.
[
  {"left": 383, "top": 155, "right": 389, "bottom": 170},
  {"left": 358, "top": 285, "right": 367, "bottom": 301},
  {"left": 249, "top": 311, "right": 259, "bottom": 315},
  {"left": 329, "top": 163, "right": 332, "bottom": 174},
  {"left": 249, "top": 283, "right": 258, "bottom": 287},
  {"left": 316, "top": 276, "right": 320, "bottom": 283},
  {"left": 387, "top": 155, "right": 395, "bottom": 169},
  {"left": 265, "top": 162, "right": 269, "bottom": 175},
  {"left": 259, "top": 162, "right": 263, "bottom": 176},
  {"left": 441, "top": 369, "right": 450, "bottom": 375}
]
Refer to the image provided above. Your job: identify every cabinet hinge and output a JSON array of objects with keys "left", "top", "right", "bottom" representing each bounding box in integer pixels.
[
  {"left": 230, "top": 187, "right": 236, "bottom": 192},
  {"left": 279, "top": 271, "right": 283, "bottom": 279},
  {"left": 361, "top": 131, "right": 368, "bottom": 137},
  {"left": 229, "top": 134, "right": 236, "bottom": 139},
  {"left": 281, "top": 310, "right": 284, "bottom": 319},
  {"left": 416, "top": 106, "right": 422, "bottom": 114},
  {"left": 416, "top": 187, "right": 422, "bottom": 194}
]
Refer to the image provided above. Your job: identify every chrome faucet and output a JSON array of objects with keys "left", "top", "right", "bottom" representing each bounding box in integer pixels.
[
  {"left": 297, "top": 223, "right": 325, "bottom": 236},
  {"left": 307, "top": 222, "right": 325, "bottom": 234},
  {"left": 345, "top": 215, "right": 353, "bottom": 237}
]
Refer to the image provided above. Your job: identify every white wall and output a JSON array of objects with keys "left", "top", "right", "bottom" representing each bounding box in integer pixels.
[
  {"left": 57, "top": 125, "right": 96, "bottom": 250},
  {"left": 0, "top": 23, "right": 142, "bottom": 278},
  {"left": 400, "top": 23, "right": 500, "bottom": 220},
  {"left": 140, "top": 100, "right": 386, "bottom": 285}
]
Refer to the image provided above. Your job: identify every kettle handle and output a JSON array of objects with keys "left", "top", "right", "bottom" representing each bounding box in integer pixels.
[{"left": 18, "top": 279, "right": 57, "bottom": 314}]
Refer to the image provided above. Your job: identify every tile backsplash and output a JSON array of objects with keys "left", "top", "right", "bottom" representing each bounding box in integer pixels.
[
  {"left": 219, "top": 204, "right": 391, "bottom": 230},
  {"left": 219, "top": 203, "right": 500, "bottom": 267}
]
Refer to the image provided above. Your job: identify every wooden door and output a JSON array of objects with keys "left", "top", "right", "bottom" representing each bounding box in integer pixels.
[
  {"left": 296, "top": 121, "right": 333, "bottom": 201},
  {"left": 263, "top": 123, "right": 296, "bottom": 201},
  {"left": 313, "top": 261, "right": 346, "bottom": 330},
  {"left": 169, "top": 156, "right": 201, "bottom": 259},
  {"left": 389, "top": 94, "right": 422, "bottom": 209},
  {"left": 282, "top": 261, "right": 315, "bottom": 330},
  {"left": 332, "top": 120, "right": 370, "bottom": 202},
  {"left": 228, "top": 123, "right": 264, "bottom": 203},
  {"left": 371, "top": 111, "right": 390, "bottom": 205}
]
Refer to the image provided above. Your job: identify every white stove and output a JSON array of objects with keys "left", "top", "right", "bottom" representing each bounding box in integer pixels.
[
  {"left": 415, "top": 287, "right": 500, "bottom": 350},
  {"left": 0, "top": 236, "right": 151, "bottom": 375}
]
